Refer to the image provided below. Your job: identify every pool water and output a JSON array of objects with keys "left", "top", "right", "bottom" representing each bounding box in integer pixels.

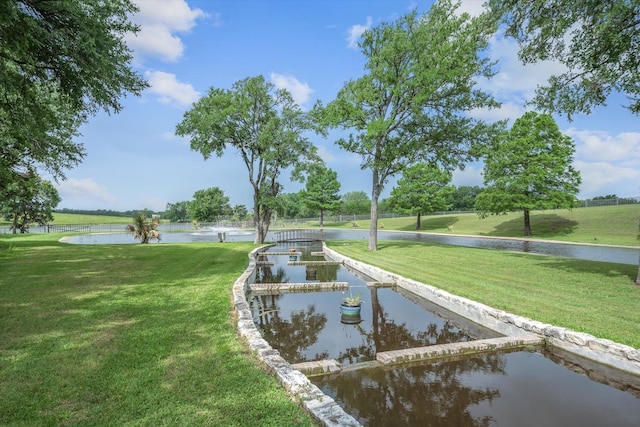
[
  {"left": 249, "top": 242, "right": 640, "bottom": 426},
  {"left": 312, "top": 348, "right": 640, "bottom": 427}
]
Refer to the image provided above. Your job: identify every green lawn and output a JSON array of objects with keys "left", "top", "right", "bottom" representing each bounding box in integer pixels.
[
  {"left": 326, "top": 239, "right": 640, "bottom": 348},
  {"left": 0, "top": 235, "right": 315, "bottom": 426},
  {"left": 299, "top": 204, "right": 640, "bottom": 247}
]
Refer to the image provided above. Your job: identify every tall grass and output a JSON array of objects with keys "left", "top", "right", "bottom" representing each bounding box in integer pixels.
[{"left": 0, "top": 235, "right": 315, "bottom": 426}]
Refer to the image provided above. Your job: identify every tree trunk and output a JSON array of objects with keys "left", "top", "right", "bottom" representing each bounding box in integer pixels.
[
  {"left": 253, "top": 191, "right": 262, "bottom": 244},
  {"left": 255, "top": 213, "right": 270, "bottom": 244},
  {"left": 523, "top": 209, "right": 532, "bottom": 236},
  {"left": 11, "top": 213, "right": 18, "bottom": 234},
  {"left": 416, "top": 213, "right": 421, "bottom": 230},
  {"left": 319, "top": 210, "right": 324, "bottom": 227},
  {"left": 369, "top": 170, "right": 381, "bottom": 251}
]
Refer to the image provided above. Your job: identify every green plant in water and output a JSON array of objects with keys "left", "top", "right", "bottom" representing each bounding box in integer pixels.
[{"left": 342, "top": 290, "right": 364, "bottom": 306}]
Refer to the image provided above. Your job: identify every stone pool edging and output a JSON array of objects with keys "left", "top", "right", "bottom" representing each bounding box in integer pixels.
[
  {"left": 233, "top": 246, "right": 361, "bottom": 427},
  {"left": 323, "top": 244, "right": 640, "bottom": 377}
]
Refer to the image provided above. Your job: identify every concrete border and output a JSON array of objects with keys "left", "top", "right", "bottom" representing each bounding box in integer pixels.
[{"left": 323, "top": 244, "right": 640, "bottom": 376}]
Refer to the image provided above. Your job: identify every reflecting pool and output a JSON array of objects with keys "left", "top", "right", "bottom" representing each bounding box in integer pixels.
[
  {"left": 312, "top": 348, "right": 640, "bottom": 427},
  {"left": 248, "top": 242, "right": 640, "bottom": 426}
]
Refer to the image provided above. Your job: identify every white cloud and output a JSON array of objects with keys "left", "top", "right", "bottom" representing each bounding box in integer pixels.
[
  {"left": 145, "top": 70, "right": 200, "bottom": 106},
  {"left": 316, "top": 145, "right": 336, "bottom": 163},
  {"left": 347, "top": 16, "right": 372, "bottom": 49},
  {"left": 566, "top": 128, "right": 640, "bottom": 163},
  {"left": 57, "top": 178, "right": 118, "bottom": 204},
  {"left": 458, "top": 0, "right": 487, "bottom": 17},
  {"left": 478, "top": 34, "right": 567, "bottom": 106},
  {"left": 127, "top": 0, "right": 208, "bottom": 62},
  {"left": 270, "top": 73, "right": 314, "bottom": 107},
  {"left": 452, "top": 164, "right": 484, "bottom": 187},
  {"left": 575, "top": 160, "right": 639, "bottom": 195},
  {"left": 141, "top": 196, "right": 167, "bottom": 212}
]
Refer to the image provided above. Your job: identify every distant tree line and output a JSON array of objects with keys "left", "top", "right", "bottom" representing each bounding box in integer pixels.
[
  {"left": 49, "top": 189, "right": 637, "bottom": 227},
  {"left": 55, "top": 208, "right": 147, "bottom": 218}
]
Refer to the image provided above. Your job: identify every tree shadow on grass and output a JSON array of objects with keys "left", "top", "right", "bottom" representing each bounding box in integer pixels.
[
  {"left": 0, "top": 240, "right": 312, "bottom": 425},
  {"left": 526, "top": 254, "right": 638, "bottom": 282},
  {"left": 395, "top": 216, "right": 460, "bottom": 232},
  {"left": 479, "top": 214, "right": 578, "bottom": 238}
]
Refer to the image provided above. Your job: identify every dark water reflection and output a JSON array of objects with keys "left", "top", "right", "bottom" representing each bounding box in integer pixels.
[
  {"left": 250, "top": 287, "right": 501, "bottom": 365},
  {"left": 250, "top": 242, "right": 640, "bottom": 426},
  {"left": 249, "top": 243, "right": 501, "bottom": 365},
  {"left": 313, "top": 349, "right": 640, "bottom": 427}
]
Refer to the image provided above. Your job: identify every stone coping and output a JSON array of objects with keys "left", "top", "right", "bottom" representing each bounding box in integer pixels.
[
  {"left": 233, "top": 246, "right": 361, "bottom": 427},
  {"left": 323, "top": 243, "right": 640, "bottom": 376},
  {"left": 377, "top": 335, "right": 543, "bottom": 365},
  {"left": 248, "top": 282, "right": 349, "bottom": 292}
]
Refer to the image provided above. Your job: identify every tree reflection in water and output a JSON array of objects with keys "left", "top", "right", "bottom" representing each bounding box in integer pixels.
[
  {"left": 250, "top": 286, "right": 486, "bottom": 365},
  {"left": 253, "top": 263, "right": 288, "bottom": 283},
  {"left": 316, "top": 352, "right": 505, "bottom": 427},
  {"left": 252, "top": 293, "right": 329, "bottom": 362}
]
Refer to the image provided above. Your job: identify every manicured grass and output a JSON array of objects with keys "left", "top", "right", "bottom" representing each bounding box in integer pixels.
[
  {"left": 52, "top": 212, "right": 134, "bottom": 224},
  {"left": 0, "top": 235, "right": 315, "bottom": 426},
  {"left": 303, "top": 204, "right": 640, "bottom": 247},
  {"left": 327, "top": 239, "right": 640, "bottom": 348}
]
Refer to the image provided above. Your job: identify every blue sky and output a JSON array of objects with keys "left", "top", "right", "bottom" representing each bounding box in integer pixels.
[{"left": 54, "top": 0, "right": 640, "bottom": 211}]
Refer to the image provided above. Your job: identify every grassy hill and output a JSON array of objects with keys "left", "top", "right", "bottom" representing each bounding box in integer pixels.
[{"left": 304, "top": 204, "right": 640, "bottom": 246}]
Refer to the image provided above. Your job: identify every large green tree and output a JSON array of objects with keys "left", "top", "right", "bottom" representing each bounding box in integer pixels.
[
  {"left": 165, "top": 201, "right": 190, "bottom": 222},
  {"left": 0, "top": 170, "right": 60, "bottom": 233},
  {"left": 0, "top": 0, "right": 147, "bottom": 185},
  {"left": 490, "top": 0, "right": 640, "bottom": 283},
  {"left": 274, "top": 193, "right": 308, "bottom": 220},
  {"left": 389, "top": 163, "right": 454, "bottom": 230},
  {"left": 301, "top": 165, "right": 341, "bottom": 226},
  {"left": 341, "top": 191, "right": 371, "bottom": 216},
  {"left": 475, "top": 112, "right": 581, "bottom": 236},
  {"left": 490, "top": 0, "right": 640, "bottom": 117},
  {"left": 452, "top": 185, "right": 484, "bottom": 210},
  {"left": 318, "top": 1, "right": 501, "bottom": 250},
  {"left": 188, "top": 187, "right": 230, "bottom": 223},
  {"left": 175, "top": 76, "right": 320, "bottom": 243}
]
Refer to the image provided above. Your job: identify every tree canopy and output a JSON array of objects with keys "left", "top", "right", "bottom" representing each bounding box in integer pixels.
[
  {"left": 175, "top": 75, "right": 320, "bottom": 243},
  {"left": 475, "top": 112, "right": 581, "bottom": 236},
  {"left": 300, "top": 164, "right": 341, "bottom": 226},
  {"left": 389, "top": 163, "right": 454, "bottom": 230},
  {"left": 0, "top": 0, "right": 147, "bottom": 186},
  {"left": 490, "top": 0, "right": 640, "bottom": 283},
  {"left": 317, "top": 0, "right": 501, "bottom": 250},
  {"left": 188, "top": 187, "right": 230, "bottom": 223},
  {"left": 341, "top": 191, "right": 371, "bottom": 216},
  {"left": 165, "top": 201, "right": 190, "bottom": 223},
  {"left": 489, "top": 0, "right": 640, "bottom": 117},
  {"left": 1, "top": 170, "right": 60, "bottom": 233}
]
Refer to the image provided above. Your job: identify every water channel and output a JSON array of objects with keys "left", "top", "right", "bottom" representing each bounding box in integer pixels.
[
  {"left": 62, "top": 227, "right": 640, "bottom": 265},
  {"left": 249, "top": 242, "right": 640, "bottom": 427}
]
